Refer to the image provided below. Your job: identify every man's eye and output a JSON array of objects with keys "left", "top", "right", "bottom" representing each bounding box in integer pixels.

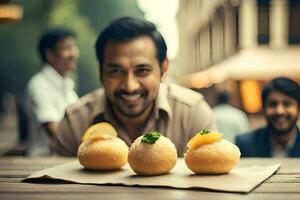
[
  {"left": 283, "top": 101, "right": 292, "bottom": 107},
  {"left": 136, "top": 68, "right": 151, "bottom": 76},
  {"left": 107, "top": 69, "right": 123, "bottom": 75},
  {"left": 267, "top": 102, "right": 277, "bottom": 108},
  {"left": 62, "top": 45, "right": 75, "bottom": 51}
]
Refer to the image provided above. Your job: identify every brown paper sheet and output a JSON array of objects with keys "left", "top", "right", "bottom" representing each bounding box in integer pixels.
[{"left": 25, "top": 159, "right": 280, "bottom": 193}]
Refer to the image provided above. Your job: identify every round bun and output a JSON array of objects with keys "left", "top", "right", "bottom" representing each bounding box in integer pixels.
[
  {"left": 184, "top": 139, "right": 240, "bottom": 174},
  {"left": 128, "top": 135, "right": 177, "bottom": 176},
  {"left": 77, "top": 137, "right": 128, "bottom": 170}
]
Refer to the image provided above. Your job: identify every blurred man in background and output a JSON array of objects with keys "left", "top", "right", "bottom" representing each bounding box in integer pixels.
[
  {"left": 213, "top": 91, "right": 250, "bottom": 143},
  {"left": 236, "top": 77, "right": 300, "bottom": 157},
  {"left": 52, "top": 17, "right": 216, "bottom": 157},
  {"left": 26, "top": 28, "right": 79, "bottom": 156}
]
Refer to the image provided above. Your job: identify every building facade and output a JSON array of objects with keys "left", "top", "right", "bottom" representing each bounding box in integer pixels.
[{"left": 176, "top": 0, "right": 300, "bottom": 113}]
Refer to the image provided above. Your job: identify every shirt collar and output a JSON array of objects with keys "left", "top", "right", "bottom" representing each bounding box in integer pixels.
[
  {"left": 154, "top": 83, "right": 172, "bottom": 120},
  {"left": 271, "top": 127, "right": 299, "bottom": 154},
  {"left": 42, "top": 64, "right": 75, "bottom": 90}
]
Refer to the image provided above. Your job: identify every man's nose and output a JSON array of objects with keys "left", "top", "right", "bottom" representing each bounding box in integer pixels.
[
  {"left": 71, "top": 45, "right": 80, "bottom": 58},
  {"left": 123, "top": 73, "right": 140, "bottom": 93},
  {"left": 275, "top": 104, "right": 285, "bottom": 114}
]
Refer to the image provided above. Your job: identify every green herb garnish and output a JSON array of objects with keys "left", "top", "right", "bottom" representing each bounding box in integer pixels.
[
  {"left": 198, "top": 129, "right": 211, "bottom": 135},
  {"left": 141, "top": 131, "right": 161, "bottom": 144}
]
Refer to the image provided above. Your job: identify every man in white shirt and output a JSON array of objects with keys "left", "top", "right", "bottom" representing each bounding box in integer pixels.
[
  {"left": 213, "top": 91, "right": 250, "bottom": 143},
  {"left": 26, "top": 28, "right": 79, "bottom": 156}
]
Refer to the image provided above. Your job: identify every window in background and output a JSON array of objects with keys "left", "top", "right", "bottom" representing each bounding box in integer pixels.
[
  {"left": 289, "top": 0, "right": 300, "bottom": 44},
  {"left": 258, "top": 0, "right": 270, "bottom": 44}
]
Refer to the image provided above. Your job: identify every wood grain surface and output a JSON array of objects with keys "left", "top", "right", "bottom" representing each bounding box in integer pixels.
[{"left": 0, "top": 157, "right": 299, "bottom": 200}]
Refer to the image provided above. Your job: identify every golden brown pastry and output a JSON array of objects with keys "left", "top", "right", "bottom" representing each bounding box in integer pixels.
[
  {"left": 77, "top": 122, "right": 128, "bottom": 170},
  {"left": 184, "top": 130, "right": 240, "bottom": 174},
  {"left": 128, "top": 131, "right": 177, "bottom": 176}
]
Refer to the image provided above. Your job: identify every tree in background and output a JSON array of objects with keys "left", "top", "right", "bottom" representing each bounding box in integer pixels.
[
  {"left": 79, "top": 0, "right": 144, "bottom": 34},
  {"left": 48, "top": 0, "right": 99, "bottom": 96}
]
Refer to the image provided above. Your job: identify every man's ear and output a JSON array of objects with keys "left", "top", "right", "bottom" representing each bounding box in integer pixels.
[
  {"left": 99, "top": 66, "right": 103, "bottom": 84},
  {"left": 46, "top": 49, "right": 55, "bottom": 64},
  {"left": 160, "top": 58, "right": 169, "bottom": 82}
]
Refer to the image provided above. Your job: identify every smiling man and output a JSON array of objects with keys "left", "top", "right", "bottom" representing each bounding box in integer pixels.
[
  {"left": 52, "top": 17, "right": 216, "bottom": 157},
  {"left": 236, "top": 77, "right": 300, "bottom": 157}
]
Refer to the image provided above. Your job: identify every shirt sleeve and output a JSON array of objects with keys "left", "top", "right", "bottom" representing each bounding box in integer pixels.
[
  {"left": 188, "top": 98, "right": 217, "bottom": 139},
  {"left": 52, "top": 112, "right": 79, "bottom": 156},
  {"left": 52, "top": 104, "right": 92, "bottom": 157},
  {"left": 27, "top": 84, "right": 61, "bottom": 123}
]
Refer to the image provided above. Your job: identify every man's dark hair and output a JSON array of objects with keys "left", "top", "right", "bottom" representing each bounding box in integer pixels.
[
  {"left": 95, "top": 16, "right": 167, "bottom": 73},
  {"left": 216, "top": 91, "right": 230, "bottom": 104},
  {"left": 262, "top": 77, "right": 300, "bottom": 107},
  {"left": 38, "top": 27, "right": 76, "bottom": 63}
]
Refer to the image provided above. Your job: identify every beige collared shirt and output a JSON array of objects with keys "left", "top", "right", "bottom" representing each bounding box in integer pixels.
[{"left": 53, "top": 83, "right": 216, "bottom": 157}]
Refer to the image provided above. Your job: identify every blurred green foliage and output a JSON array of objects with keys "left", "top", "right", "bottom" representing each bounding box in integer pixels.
[
  {"left": 48, "top": 0, "right": 99, "bottom": 97},
  {"left": 79, "top": 0, "right": 144, "bottom": 33},
  {"left": 0, "top": 0, "right": 144, "bottom": 111}
]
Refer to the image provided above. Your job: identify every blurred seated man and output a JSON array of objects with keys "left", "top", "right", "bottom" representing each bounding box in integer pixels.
[
  {"left": 213, "top": 91, "right": 250, "bottom": 143},
  {"left": 52, "top": 17, "right": 216, "bottom": 157},
  {"left": 26, "top": 28, "right": 80, "bottom": 156},
  {"left": 236, "top": 77, "right": 300, "bottom": 157}
]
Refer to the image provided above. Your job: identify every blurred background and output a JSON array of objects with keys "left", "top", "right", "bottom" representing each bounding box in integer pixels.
[
  {"left": 176, "top": 0, "right": 300, "bottom": 131},
  {"left": 0, "top": 0, "right": 299, "bottom": 155}
]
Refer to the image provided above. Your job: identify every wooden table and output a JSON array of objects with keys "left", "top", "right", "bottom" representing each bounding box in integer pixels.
[{"left": 0, "top": 157, "right": 299, "bottom": 200}]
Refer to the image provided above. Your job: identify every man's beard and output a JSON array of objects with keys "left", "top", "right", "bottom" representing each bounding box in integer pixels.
[
  {"left": 114, "top": 100, "right": 152, "bottom": 118},
  {"left": 266, "top": 115, "right": 298, "bottom": 136},
  {"left": 112, "top": 89, "right": 153, "bottom": 118}
]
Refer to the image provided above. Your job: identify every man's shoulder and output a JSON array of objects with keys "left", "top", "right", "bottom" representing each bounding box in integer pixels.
[
  {"left": 166, "top": 83, "right": 204, "bottom": 106},
  {"left": 65, "top": 89, "right": 105, "bottom": 115},
  {"left": 236, "top": 127, "right": 270, "bottom": 157},
  {"left": 27, "top": 70, "right": 47, "bottom": 90},
  {"left": 26, "top": 70, "right": 54, "bottom": 100},
  {"left": 236, "top": 127, "right": 266, "bottom": 142}
]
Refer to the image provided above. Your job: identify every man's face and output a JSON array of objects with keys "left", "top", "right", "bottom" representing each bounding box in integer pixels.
[
  {"left": 264, "top": 90, "right": 300, "bottom": 135},
  {"left": 101, "top": 36, "right": 168, "bottom": 118},
  {"left": 48, "top": 37, "right": 79, "bottom": 72}
]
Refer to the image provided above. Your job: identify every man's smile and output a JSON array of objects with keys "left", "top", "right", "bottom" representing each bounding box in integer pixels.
[
  {"left": 115, "top": 90, "right": 147, "bottom": 107},
  {"left": 121, "top": 93, "right": 143, "bottom": 101}
]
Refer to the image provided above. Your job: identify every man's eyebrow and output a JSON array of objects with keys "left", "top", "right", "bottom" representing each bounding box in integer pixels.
[
  {"left": 137, "top": 63, "right": 151, "bottom": 66},
  {"left": 267, "top": 100, "right": 277, "bottom": 104},
  {"left": 136, "top": 63, "right": 152, "bottom": 68},
  {"left": 106, "top": 63, "right": 121, "bottom": 68}
]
